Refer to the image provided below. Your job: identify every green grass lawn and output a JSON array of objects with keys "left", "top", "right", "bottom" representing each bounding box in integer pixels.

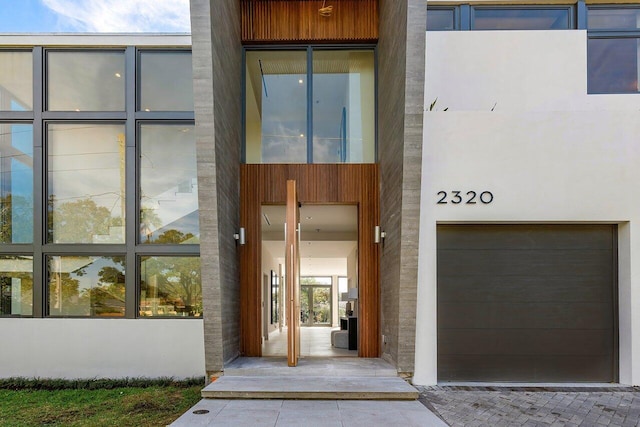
[{"left": 0, "top": 385, "right": 202, "bottom": 427}]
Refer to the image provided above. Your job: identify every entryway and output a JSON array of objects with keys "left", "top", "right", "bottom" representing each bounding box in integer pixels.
[
  {"left": 239, "top": 164, "right": 380, "bottom": 360},
  {"left": 260, "top": 204, "right": 358, "bottom": 358}
]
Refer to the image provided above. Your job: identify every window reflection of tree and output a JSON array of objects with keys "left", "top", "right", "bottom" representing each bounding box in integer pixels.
[
  {"left": 49, "top": 256, "right": 125, "bottom": 317},
  {"left": 0, "top": 257, "right": 32, "bottom": 316},
  {"left": 140, "top": 256, "right": 202, "bottom": 317}
]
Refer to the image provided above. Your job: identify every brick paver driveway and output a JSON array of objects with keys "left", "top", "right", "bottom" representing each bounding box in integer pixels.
[{"left": 418, "top": 386, "right": 640, "bottom": 427}]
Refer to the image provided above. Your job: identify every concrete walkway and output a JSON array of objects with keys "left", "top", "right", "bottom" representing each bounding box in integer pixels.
[{"left": 171, "top": 398, "right": 447, "bottom": 426}]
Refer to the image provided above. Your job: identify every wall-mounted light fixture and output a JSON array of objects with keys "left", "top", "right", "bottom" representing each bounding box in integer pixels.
[
  {"left": 374, "top": 225, "right": 386, "bottom": 244},
  {"left": 234, "top": 227, "right": 246, "bottom": 245}
]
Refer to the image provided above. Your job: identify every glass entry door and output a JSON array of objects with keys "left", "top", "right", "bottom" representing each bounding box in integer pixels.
[{"left": 300, "top": 284, "right": 331, "bottom": 326}]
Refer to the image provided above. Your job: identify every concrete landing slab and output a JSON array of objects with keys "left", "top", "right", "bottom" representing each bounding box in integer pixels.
[
  {"left": 201, "top": 376, "right": 419, "bottom": 400},
  {"left": 223, "top": 357, "right": 398, "bottom": 377},
  {"left": 170, "top": 398, "right": 448, "bottom": 426}
]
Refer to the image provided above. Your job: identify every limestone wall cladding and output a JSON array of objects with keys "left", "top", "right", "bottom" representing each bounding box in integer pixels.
[
  {"left": 190, "top": 0, "right": 242, "bottom": 374},
  {"left": 379, "top": 0, "right": 426, "bottom": 374}
]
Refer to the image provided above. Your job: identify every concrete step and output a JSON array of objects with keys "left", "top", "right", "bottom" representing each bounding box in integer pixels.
[
  {"left": 201, "top": 375, "right": 419, "bottom": 400},
  {"left": 223, "top": 357, "right": 398, "bottom": 377}
]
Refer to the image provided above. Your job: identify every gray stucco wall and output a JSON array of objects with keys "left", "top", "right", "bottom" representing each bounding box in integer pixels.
[
  {"left": 378, "top": 0, "right": 426, "bottom": 374},
  {"left": 190, "top": 0, "right": 242, "bottom": 376}
]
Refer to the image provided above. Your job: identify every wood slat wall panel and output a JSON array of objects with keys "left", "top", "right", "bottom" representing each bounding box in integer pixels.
[
  {"left": 240, "top": 163, "right": 379, "bottom": 357},
  {"left": 239, "top": 165, "right": 263, "bottom": 356},
  {"left": 241, "top": 0, "right": 378, "bottom": 43}
]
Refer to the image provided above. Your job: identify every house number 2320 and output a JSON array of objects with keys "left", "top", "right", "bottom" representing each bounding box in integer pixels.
[{"left": 437, "top": 190, "right": 493, "bottom": 205}]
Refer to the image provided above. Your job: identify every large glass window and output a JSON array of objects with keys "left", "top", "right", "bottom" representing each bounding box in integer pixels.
[
  {"left": 245, "top": 50, "right": 308, "bottom": 163},
  {"left": 1, "top": 123, "right": 33, "bottom": 243},
  {"left": 0, "top": 256, "right": 33, "bottom": 316},
  {"left": 139, "top": 256, "right": 202, "bottom": 317},
  {"left": 0, "top": 45, "right": 199, "bottom": 319},
  {"left": 47, "top": 51, "right": 125, "bottom": 111},
  {"left": 587, "top": 7, "right": 640, "bottom": 94},
  {"left": 589, "top": 7, "right": 640, "bottom": 30},
  {"left": 244, "top": 48, "right": 376, "bottom": 164},
  {"left": 139, "top": 124, "right": 198, "bottom": 244},
  {"left": 472, "top": 7, "right": 572, "bottom": 30},
  {"left": 48, "top": 256, "right": 125, "bottom": 317},
  {"left": 427, "top": 8, "right": 457, "bottom": 31},
  {"left": 139, "top": 51, "right": 194, "bottom": 112},
  {"left": 0, "top": 51, "right": 32, "bottom": 111},
  {"left": 588, "top": 38, "right": 640, "bottom": 93},
  {"left": 47, "top": 124, "right": 125, "bottom": 244},
  {"left": 312, "top": 50, "right": 375, "bottom": 163}
]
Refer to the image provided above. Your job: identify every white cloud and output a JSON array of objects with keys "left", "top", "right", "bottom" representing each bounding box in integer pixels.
[{"left": 41, "top": 0, "right": 190, "bottom": 33}]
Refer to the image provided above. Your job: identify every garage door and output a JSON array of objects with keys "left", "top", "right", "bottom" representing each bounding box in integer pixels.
[{"left": 438, "top": 224, "right": 617, "bottom": 382}]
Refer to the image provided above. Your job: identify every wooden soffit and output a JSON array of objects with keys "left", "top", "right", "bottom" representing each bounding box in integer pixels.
[{"left": 241, "top": 0, "right": 378, "bottom": 43}]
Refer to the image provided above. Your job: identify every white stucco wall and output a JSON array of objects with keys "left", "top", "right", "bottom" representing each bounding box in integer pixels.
[
  {"left": 414, "top": 30, "right": 640, "bottom": 385},
  {"left": 0, "top": 319, "right": 205, "bottom": 379}
]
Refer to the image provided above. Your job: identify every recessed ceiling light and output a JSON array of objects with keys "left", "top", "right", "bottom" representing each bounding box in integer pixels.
[
  {"left": 115, "top": 72, "right": 122, "bottom": 78},
  {"left": 306, "top": 216, "right": 312, "bottom": 220},
  {"left": 74, "top": 108, "right": 80, "bottom": 112},
  {"left": 300, "top": 134, "right": 304, "bottom": 138},
  {"left": 144, "top": 108, "right": 150, "bottom": 112},
  {"left": 298, "top": 79, "right": 304, "bottom": 84}
]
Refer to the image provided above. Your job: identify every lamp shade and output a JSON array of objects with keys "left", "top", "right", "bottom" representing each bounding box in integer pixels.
[{"left": 347, "top": 287, "right": 358, "bottom": 300}]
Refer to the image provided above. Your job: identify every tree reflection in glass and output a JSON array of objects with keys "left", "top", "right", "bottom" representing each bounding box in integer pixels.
[
  {"left": 139, "top": 256, "right": 202, "bottom": 317},
  {"left": 47, "top": 124, "right": 125, "bottom": 243},
  {"left": 0, "top": 123, "right": 33, "bottom": 243},
  {"left": 0, "top": 256, "right": 33, "bottom": 316},
  {"left": 140, "top": 124, "right": 199, "bottom": 244},
  {"left": 48, "top": 256, "right": 125, "bottom": 317}
]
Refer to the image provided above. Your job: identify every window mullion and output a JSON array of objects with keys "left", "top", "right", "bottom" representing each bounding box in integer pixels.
[
  {"left": 125, "top": 46, "right": 137, "bottom": 319},
  {"left": 307, "top": 46, "right": 313, "bottom": 164},
  {"left": 33, "top": 47, "right": 44, "bottom": 318}
]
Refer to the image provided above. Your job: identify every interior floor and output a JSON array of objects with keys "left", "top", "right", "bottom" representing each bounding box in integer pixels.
[{"left": 262, "top": 326, "right": 357, "bottom": 357}]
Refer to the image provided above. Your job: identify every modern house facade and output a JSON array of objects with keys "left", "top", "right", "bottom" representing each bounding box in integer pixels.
[
  {"left": 2, "top": 0, "right": 640, "bottom": 386},
  {"left": 0, "top": 34, "right": 205, "bottom": 379}
]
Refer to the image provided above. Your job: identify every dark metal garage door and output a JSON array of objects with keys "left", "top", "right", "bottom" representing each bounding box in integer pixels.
[{"left": 437, "top": 224, "right": 617, "bottom": 382}]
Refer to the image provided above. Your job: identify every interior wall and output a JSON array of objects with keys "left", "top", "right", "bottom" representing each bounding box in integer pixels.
[
  {"left": 190, "top": 0, "right": 242, "bottom": 376},
  {"left": 262, "top": 244, "right": 280, "bottom": 333},
  {"left": 378, "top": 0, "right": 426, "bottom": 374}
]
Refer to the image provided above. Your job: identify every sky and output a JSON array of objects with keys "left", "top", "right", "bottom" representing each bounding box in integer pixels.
[{"left": 0, "top": 0, "right": 191, "bottom": 33}]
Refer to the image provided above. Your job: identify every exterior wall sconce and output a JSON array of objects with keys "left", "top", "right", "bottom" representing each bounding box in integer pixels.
[
  {"left": 374, "top": 225, "right": 385, "bottom": 244},
  {"left": 234, "top": 227, "right": 246, "bottom": 245}
]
